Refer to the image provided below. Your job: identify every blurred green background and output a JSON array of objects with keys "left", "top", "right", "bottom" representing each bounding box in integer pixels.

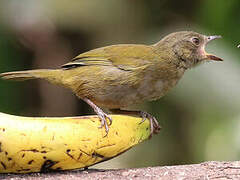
[{"left": 0, "top": 0, "right": 240, "bottom": 169}]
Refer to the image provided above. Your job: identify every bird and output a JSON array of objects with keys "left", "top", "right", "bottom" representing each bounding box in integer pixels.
[{"left": 0, "top": 31, "right": 223, "bottom": 136}]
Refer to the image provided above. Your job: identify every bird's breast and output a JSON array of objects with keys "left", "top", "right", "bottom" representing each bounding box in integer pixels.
[{"left": 136, "top": 68, "right": 185, "bottom": 101}]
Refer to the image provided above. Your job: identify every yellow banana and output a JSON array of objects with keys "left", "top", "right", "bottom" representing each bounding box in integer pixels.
[{"left": 0, "top": 113, "right": 152, "bottom": 173}]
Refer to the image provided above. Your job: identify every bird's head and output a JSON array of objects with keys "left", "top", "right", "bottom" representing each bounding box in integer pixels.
[{"left": 156, "top": 31, "right": 223, "bottom": 68}]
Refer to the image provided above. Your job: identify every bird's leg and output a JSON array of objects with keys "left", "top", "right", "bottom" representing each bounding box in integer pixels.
[
  {"left": 83, "top": 98, "right": 112, "bottom": 135},
  {"left": 110, "top": 109, "right": 161, "bottom": 137}
]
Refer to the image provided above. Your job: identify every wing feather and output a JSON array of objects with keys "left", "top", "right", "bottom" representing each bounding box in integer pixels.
[{"left": 61, "top": 44, "right": 158, "bottom": 71}]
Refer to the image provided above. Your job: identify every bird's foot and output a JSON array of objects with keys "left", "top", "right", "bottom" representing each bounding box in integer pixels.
[
  {"left": 83, "top": 98, "right": 112, "bottom": 136},
  {"left": 110, "top": 109, "right": 161, "bottom": 138},
  {"left": 94, "top": 106, "right": 112, "bottom": 136},
  {"left": 139, "top": 111, "right": 161, "bottom": 137}
]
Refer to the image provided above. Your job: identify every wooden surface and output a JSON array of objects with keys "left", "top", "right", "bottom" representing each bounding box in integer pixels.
[{"left": 1, "top": 161, "right": 240, "bottom": 179}]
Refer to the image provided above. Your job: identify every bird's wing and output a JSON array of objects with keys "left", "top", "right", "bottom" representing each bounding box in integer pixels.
[{"left": 61, "top": 44, "right": 158, "bottom": 71}]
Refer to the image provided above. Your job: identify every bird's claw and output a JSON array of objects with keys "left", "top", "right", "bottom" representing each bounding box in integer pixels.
[
  {"left": 83, "top": 98, "right": 112, "bottom": 136},
  {"left": 139, "top": 111, "right": 161, "bottom": 138},
  {"left": 96, "top": 108, "right": 113, "bottom": 136}
]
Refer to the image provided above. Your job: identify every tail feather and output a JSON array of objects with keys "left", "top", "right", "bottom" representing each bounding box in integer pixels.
[
  {"left": 0, "top": 69, "right": 62, "bottom": 84},
  {"left": 0, "top": 70, "right": 39, "bottom": 81}
]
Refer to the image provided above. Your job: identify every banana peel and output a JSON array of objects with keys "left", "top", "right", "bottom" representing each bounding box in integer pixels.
[{"left": 0, "top": 113, "right": 153, "bottom": 173}]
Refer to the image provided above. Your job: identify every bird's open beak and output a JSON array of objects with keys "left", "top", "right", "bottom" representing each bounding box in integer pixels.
[{"left": 204, "top": 35, "right": 223, "bottom": 61}]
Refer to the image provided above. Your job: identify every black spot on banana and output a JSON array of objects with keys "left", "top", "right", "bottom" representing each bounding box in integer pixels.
[
  {"left": 41, "top": 160, "right": 59, "bottom": 173},
  {"left": 0, "top": 113, "right": 157, "bottom": 173}
]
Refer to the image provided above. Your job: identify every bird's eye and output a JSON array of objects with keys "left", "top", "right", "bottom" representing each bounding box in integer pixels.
[{"left": 191, "top": 37, "right": 200, "bottom": 46}]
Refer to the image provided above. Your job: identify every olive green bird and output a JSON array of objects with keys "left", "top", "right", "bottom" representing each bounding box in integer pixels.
[{"left": 0, "top": 31, "right": 222, "bottom": 136}]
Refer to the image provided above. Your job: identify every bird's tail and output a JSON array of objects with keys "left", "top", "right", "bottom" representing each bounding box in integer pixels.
[{"left": 0, "top": 69, "right": 63, "bottom": 85}]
